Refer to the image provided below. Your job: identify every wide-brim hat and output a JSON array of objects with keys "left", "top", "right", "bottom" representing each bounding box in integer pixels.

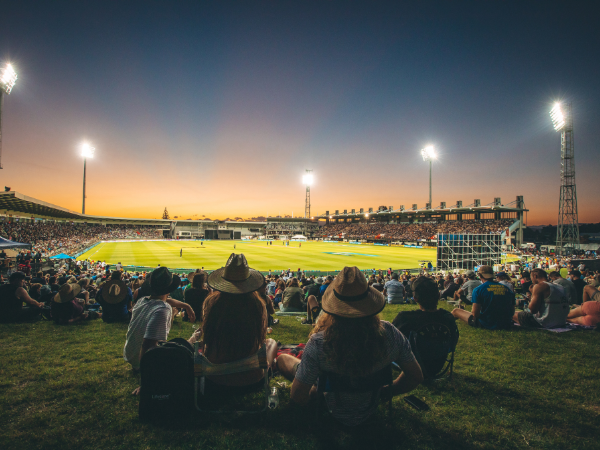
[
  {"left": 208, "top": 253, "right": 264, "bottom": 295},
  {"left": 478, "top": 265, "right": 494, "bottom": 279},
  {"left": 150, "top": 267, "right": 181, "bottom": 296},
  {"left": 103, "top": 279, "right": 128, "bottom": 304},
  {"left": 53, "top": 283, "right": 82, "bottom": 303},
  {"left": 322, "top": 266, "right": 385, "bottom": 319}
]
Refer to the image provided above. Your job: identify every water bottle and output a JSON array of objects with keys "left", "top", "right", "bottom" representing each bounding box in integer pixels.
[{"left": 268, "top": 387, "right": 279, "bottom": 409}]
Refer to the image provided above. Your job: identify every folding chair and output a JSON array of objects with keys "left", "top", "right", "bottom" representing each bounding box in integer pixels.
[
  {"left": 315, "top": 364, "right": 393, "bottom": 423},
  {"left": 193, "top": 342, "right": 270, "bottom": 414},
  {"left": 407, "top": 323, "right": 457, "bottom": 380}
]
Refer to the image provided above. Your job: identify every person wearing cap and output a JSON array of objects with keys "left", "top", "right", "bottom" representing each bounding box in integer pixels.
[
  {"left": 201, "top": 254, "right": 278, "bottom": 391},
  {"left": 451, "top": 265, "right": 515, "bottom": 330},
  {"left": 276, "top": 267, "right": 424, "bottom": 426},
  {"left": 0, "top": 271, "right": 44, "bottom": 323},
  {"left": 124, "top": 267, "right": 201, "bottom": 381},
  {"left": 568, "top": 270, "right": 586, "bottom": 305},
  {"left": 453, "top": 270, "right": 481, "bottom": 305},
  {"left": 97, "top": 271, "right": 133, "bottom": 323},
  {"left": 512, "top": 268, "right": 569, "bottom": 329},
  {"left": 51, "top": 282, "right": 100, "bottom": 325}
]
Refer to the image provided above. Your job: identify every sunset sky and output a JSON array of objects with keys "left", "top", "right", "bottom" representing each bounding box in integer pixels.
[{"left": 1, "top": 1, "right": 599, "bottom": 225}]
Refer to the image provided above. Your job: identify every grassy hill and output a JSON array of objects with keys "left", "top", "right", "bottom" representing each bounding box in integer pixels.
[{"left": 1, "top": 302, "right": 598, "bottom": 450}]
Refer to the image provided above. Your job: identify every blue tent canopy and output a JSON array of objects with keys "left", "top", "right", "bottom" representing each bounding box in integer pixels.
[
  {"left": 50, "top": 253, "right": 72, "bottom": 259},
  {"left": 0, "top": 236, "right": 31, "bottom": 250}
]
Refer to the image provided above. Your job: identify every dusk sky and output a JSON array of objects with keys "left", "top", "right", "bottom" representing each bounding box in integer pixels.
[{"left": 1, "top": 1, "right": 599, "bottom": 224}]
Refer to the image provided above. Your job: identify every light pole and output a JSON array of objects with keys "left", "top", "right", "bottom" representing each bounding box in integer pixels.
[
  {"left": 302, "top": 170, "right": 313, "bottom": 236},
  {"left": 81, "top": 143, "right": 95, "bottom": 214},
  {"left": 0, "top": 63, "right": 18, "bottom": 169},
  {"left": 420, "top": 146, "right": 436, "bottom": 209}
]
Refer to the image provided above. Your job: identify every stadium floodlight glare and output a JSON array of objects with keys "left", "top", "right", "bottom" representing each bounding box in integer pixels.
[
  {"left": 81, "top": 142, "right": 95, "bottom": 214},
  {"left": 0, "top": 63, "right": 17, "bottom": 95},
  {"left": 81, "top": 143, "right": 95, "bottom": 158},
  {"left": 420, "top": 145, "right": 436, "bottom": 161},
  {"left": 550, "top": 102, "right": 566, "bottom": 131},
  {"left": 420, "top": 145, "right": 436, "bottom": 209},
  {"left": 0, "top": 63, "right": 19, "bottom": 170},
  {"left": 302, "top": 173, "right": 313, "bottom": 186}
]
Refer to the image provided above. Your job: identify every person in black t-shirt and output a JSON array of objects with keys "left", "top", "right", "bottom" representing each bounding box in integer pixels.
[
  {"left": 392, "top": 276, "right": 459, "bottom": 376},
  {"left": 568, "top": 270, "right": 587, "bottom": 305},
  {"left": 0, "top": 271, "right": 44, "bottom": 323}
]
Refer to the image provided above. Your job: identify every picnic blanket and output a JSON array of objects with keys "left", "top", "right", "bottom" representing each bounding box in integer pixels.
[
  {"left": 275, "top": 311, "right": 306, "bottom": 316},
  {"left": 277, "top": 344, "right": 305, "bottom": 360}
]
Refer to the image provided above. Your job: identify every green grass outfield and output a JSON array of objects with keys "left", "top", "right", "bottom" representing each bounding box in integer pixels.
[
  {"left": 1, "top": 303, "right": 598, "bottom": 450},
  {"left": 77, "top": 240, "right": 438, "bottom": 272}
]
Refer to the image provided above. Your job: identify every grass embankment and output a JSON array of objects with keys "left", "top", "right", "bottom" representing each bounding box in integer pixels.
[{"left": 1, "top": 302, "right": 598, "bottom": 450}]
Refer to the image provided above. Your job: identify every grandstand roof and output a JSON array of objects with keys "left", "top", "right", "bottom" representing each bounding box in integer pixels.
[
  {"left": 317, "top": 199, "right": 527, "bottom": 220},
  {"left": 0, "top": 191, "right": 171, "bottom": 225}
]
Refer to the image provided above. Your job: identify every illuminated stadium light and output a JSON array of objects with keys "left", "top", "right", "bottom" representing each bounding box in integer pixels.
[
  {"left": 420, "top": 145, "right": 436, "bottom": 161},
  {"left": 0, "top": 63, "right": 17, "bottom": 94},
  {"left": 365, "top": 213, "right": 369, "bottom": 218},
  {"left": 302, "top": 172, "right": 313, "bottom": 186},
  {"left": 550, "top": 102, "right": 566, "bottom": 131},
  {"left": 81, "top": 143, "right": 95, "bottom": 158}
]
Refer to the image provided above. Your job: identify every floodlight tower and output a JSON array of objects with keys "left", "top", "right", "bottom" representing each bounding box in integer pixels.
[
  {"left": 550, "top": 102, "right": 579, "bottom": 255},
  {"left": 303, "top": 170, "right": 313, "bottom": 219},
  {"left": 420, "top": 146, "right": 436, "bottom": 209},
  {"left": 81, "top": 143, "right": 95, "bottom": 214},
  {"left": 0, "top": 63, "right": 18, "bottom": 169}
]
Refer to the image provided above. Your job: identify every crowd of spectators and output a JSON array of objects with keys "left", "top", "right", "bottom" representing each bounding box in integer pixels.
[
  {"left": 321, "top": 219, "right": 515, "bottom": 241},
  {"left": 1, "top": 249, "right": 599, "bottom": 426},
  {"left": 0, "top": 222, "right": 162, "bottom": 256}
]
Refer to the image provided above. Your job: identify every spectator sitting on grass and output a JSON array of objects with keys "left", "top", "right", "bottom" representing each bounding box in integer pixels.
[
  {"left": 276, "top": 266, "right": 424, "bottom": 426},
  {"left": 566, "top": 284, "right": 600, "bottom": 327},
  {"left": 280, "top": 277, "right": 305, "bottom": 312},
  {"left": 453, "top": 270, "right": 481, "bottom": 305},
  {"left": 513, "top": 269, "right": 569, "bottom": 329},
  {"left": 52, "top": 282, "right": 101, "bottom": 325},
  {"left": 320, "top": 275, "right": 333, "bottom": 297},
  {"left": 451, "top": 265, "right": 515, "bottom": 330},
  {"left": 124, "top": 267, "right": 200, "bottom": 392},
  {"left": 0, "top": 271, "right": 44, "bottom": 323},
  {"left": 496, "top": 272, "right": 515, "bottom": 293},
  {"left": 184, "top": 272, "right": 212, "bottom": 322},
  {"left": 202, "top": 253, "right": 278, "bottom": 392},
  {"left": 548, "top": 271, "right": 578, "bottom": 305},
  {"left": 383, "top": 273, "right": 406, "bottom": 304},
  {"left": 97, "top": 271, "right": 133, "bottom": 323},
  {"left": 392, "top": 276, "right": 459, "bottom": 350},
  {"left": 568, "top": 270, "right": 586, "bottom": 305}
]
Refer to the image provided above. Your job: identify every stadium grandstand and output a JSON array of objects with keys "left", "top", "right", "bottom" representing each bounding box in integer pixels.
[{"left": 317, "top": 195, "right": 526, "bottom": 247}]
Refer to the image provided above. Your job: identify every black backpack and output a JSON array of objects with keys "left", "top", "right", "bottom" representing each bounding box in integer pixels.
[{"left": 139, "top": 339, "right": 195, "bottom": 422}]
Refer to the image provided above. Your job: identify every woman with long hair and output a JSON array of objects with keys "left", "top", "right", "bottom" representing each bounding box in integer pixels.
[
  {"left": 277, "top": 267, "right": 423, "bottom": 426},
  {"left": 201, "top": 254, "right": 278, "bottom": 390}
]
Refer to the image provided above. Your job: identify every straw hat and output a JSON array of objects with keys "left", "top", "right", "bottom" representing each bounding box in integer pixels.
[
  {"left": 322, "top": 267, "right": 385, "bottom": 319},
  {"left": 103, "top": 279, "right": 128, "bottom": 304},
  {"left": 208, "top": 253, "right": 264, "bottom": 295},
  {"left": 53, "top": 283, "right": 82, "bottom": 304}
]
